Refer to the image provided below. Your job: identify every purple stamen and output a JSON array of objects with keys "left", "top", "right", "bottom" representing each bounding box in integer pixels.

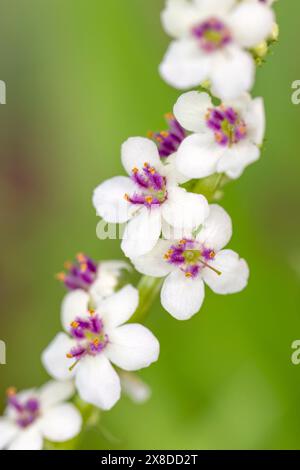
[
  {"left": 192, "top": 17, "right": 232, "bottom": 53},
  {"left": 57, "top": 253, "right": 98, "bottom": 291},
  {"left": 7, "top": 390, "right": 40, "bottom": 429},
  {"left": 125, "top": 163, "right": 168, "bottom": 209},
  {"left": 206, "top": 105, "right": 247, "bottom": 147},
  {"left": 149, "top": 113, "right": 187, "bottom": 158}
]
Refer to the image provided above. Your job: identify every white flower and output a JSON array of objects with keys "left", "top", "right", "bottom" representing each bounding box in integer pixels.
[
  {"left": 42, "top": 285, "right": 160, "bottom": 410},
  {"left": 57, "top": 253, "right": 130, "bottom": 306},
  {"left": 159, "top": 0, "right": 275, "bottom": 99},
  {"left": 131, "top": 204, "right": 249, "bottom": 320},
  {"left": 173, "top": 90, "right": 265, "bottom": 179},
  {"left": 92, "top": 137, "right": 209, "bottom": 258},
  {"left": 0, "top": 381, "right": 82, "bottom": 450}
]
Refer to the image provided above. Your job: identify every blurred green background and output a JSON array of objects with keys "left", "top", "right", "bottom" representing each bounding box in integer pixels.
[{"left": 0, "top": 0, "right": 300, "bottom": 450}]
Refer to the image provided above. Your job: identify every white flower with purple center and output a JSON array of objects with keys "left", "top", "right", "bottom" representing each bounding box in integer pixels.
[
  {"left": 148, "top": 113, "right": 187, "bottom": 158},
  {"left": 92, "top": 137, "right": 209, "bottom": 258},
  {"left": 0, "top": 381, "right": 82, "bottom": 450},
  {"left": 173, "top": 91, "right": 265, "bottom": 179},
  {"left": 159, "top": 0, "right": 275, "bottom": 99},
  {"left": 42, "top": 285, "right": 160, "bottom": 410},
  {"left": 57, "top": 253, "right": 130, "bottom": 306},
  {"left": 130, "top": 204, "right": 249, "bottom": 320}
]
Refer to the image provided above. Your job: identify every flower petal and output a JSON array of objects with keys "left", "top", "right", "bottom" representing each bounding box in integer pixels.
[
  {"left": 75, "top": 355, "right": 121, "bottom": 410},
  {"left": 100, "top": 285, "right": 139, "bottom": 330},
  {"left": 131, "top": 239, "right": 174, "bottom": 277},
  {"left": 119, "top": 371, "right": 151, "bottom": 404},
  {"left": 61, "top": 290, "right": 90, "bottom": 332},
  {"left": 176, "top": 133, "right": 223, "bottom": 179},
  {"left": 39, "top": 380, "right": 75, "bottom": 410},
  {"left": 8, "top": 427, "right": 43, "bottom": 450},
  {"left": 40, "top": 404, "right": 82, "bottom": 443},
  {"left": 121, "top": 137, "right": 161, "bottom": 175},
  {"left": 229, "top": 2, "right": 275, "bottom": 48},
  {"left": 42, "top": 333, "right": 76, "bottom": 381},
  {"left": 202, "top": 249, "right": 249, "bottom": 294},
  {"left": 210, "top": 46, "right": 255, "bottom": 100},
  {"left": 162, "top": 187, "right": 209, "bottom": 234},
  {"left": 159, "top": 38, "right": 211, "bottom": 90},
  {"left": 121, "top": 207, "right": 162, "bottom": 258},
  {"left": 196, "top": 204, "right": 232, "bottom": 251},
  {"left": 93, "top": 176, "right": 136, "bottom": 224},
  {"left": 194, "top": 0, "right": 236, "bottom": 13},
  {"left": 161, "top": 270, "right": 205, "bottom": 320},
  {"left": 161, "top": 0, "right": 201, "bottom": 38},
  {"left": 106, "top": 324, "right": 160, "bottom": 371},
  {"left": 216, "top": 141, "right": 260, "bottom": 178},
  {"left": 0, "top": 418, "right": 18, "bottom": 450},
  {"left": 244, "top": 97, "right": 265, "bottom": 146},
  {"left": 174, "top": 91, "right": 212, "bottom": 133}
]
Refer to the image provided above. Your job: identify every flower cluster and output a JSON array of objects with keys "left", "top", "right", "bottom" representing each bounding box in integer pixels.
[{"left": 0, "top": 0, "right": 278, "bottom": 450}]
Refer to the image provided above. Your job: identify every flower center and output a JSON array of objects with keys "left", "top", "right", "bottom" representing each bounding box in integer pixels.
[
  {"left": 56, "top": 253, "right": 98, "bottom": 291},
  {"left": 6, "top": 388, "right": 40, "bottom": 429},
  {"left": 124, "top": 163, "right": 168, "bottom": 208},
  {"left": 164, "top": 239, "right": 221, "bottom": 278},
  {"left": 206, "top": 105, "right": 247, "bottom": 146},
  {"left": 66, "top": 311, "right": 108, "bottom": 370},
  {"left": 148, "top": 113, "right": 187, "bottom": 158},
  {"left": 192, "top": 17, "right": 232, "bottom": 53}
]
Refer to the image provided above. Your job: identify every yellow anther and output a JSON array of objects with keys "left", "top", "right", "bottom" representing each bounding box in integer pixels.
[
  {"left": 185, "top": 272, "right": 192, "bottom": 278},
  {"left": 124, "top": 193, "right": 130, "bottom": 201},
  {"left": 165, "top": 112, "right": 174, "bottom": 119},
  {"left": 147, "top": 130, "right": 154, "bottom": 138},
  {"left": 76, "top": 253, "right": 86, "bottom": 263},
  {"left": 209, "top": 251, "right": 216, "bottom": 259},
  {"left": 66, "top": 353, "right": 73, "bottom": 358},
  {"left": 132, "top": 167, "right": 138, "bottom": 174},
  {"left": 93, "top": 338, "right": 100, "bottom": 346},
  {"left": 145, "top": 196, "right": 153, "bottom": 204},
  {"left": 160, "top": 131, "right": 169, "bottom": 138},
  {"left": 80, "top": 263, "right": 88, "bottom": 272},
  {"left": 71, "top": 321, "right": 79, "bottom": 329},
  {"left": 6, "top": 387, "right": 16, "bottom": 397},
  {"left": 89, "top": 308, "right": 95, "bottom": 316},
  {"left": 55, "top": 272, "right": 66, "bottom": 281}
]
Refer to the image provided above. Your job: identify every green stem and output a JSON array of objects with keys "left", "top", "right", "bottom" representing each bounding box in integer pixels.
[{"left": 130, "top": 276, "right": 163, "bottom": 324}]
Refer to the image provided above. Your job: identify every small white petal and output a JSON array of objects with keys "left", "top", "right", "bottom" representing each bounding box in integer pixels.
[
  {"left": 162, "top": 187, "right": 209, "bottom": 234},
  {"left": 161, "top": 270, "right": 205, "bottom": 320},
  {"left": 8, "top": 427, "right": 43, "bottom": 450},
  {"left": 162, "top": 152, "right": 190, "bottom": 185},
  {"left": 0, "top": 419, "right": 18, "bottom": 450},
  {"left": 121, "top": 137, "right": 161, "bottom": 176},
  {"left": 159, "top": 38, "right": 211, "bottom": 90},
  {"left": 100, "top": 285, "right": 139, "bottom": 330},
  {"left": 229, "top": 3, "right": 275, "bottom": 48},
  {"left": 106, "top": 324, "right": 160, "bottom": 371},
  {"left": 174, "top": 91, "right": 212, "bottom": 133},
  {"left": 40, "top": 404, "right": 82, "bottom": 443},
  {"left": 216, "top": 141, "right": 260, "bottom": 178},
  {"left": 176, "top": 133, "right": 223, "bottom": 179},
  {"left": 93, "top": 176, "right": 136, "bottom": 224},
  {"left": 194, "top": 0, "right": 236, "bottom": 13},
  {"left": 42, "top": 333, "right": 76, "bottom": 381},
  {"left": 61, "top": 290, "right": 90, "bottom": 332},
  {"left": 196, "top": 204, "right": 232, "bottom": 251},
  {"left": 119, "top": 371, "right": 151, "bottom": 404},
  {"left": 121, "top": 207, "right": 162, "bottom": 258},
  {"left": 210, "top": 46, "right": 255, "bottom": 100},
  {"left": 244, "top": 97, "right": 266, "bottom": 146},
  {"left": 131, "top": 239, "right": 174, "bottom": 277},
  {"left": 202, "top": 249, "right": 249, "bottom": 294},
  {"left": 75, "top": 355, "right": 121, "bottom": 410},
  {"left": 39, "top": 380, "right": 75, "bottom": 410},
  {"left": 161, "top": 0, "right": 201, "bottom": 38}
]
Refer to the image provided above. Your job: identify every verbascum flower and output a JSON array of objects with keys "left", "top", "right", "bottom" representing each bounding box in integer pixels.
[
  {"left": 57, "top": 254, "right": 130, "bottom": 306},
  {"left": 0, "top": 381, "right": 81, "bottom": 450},
  {"left": 42, "top": 285, "right": 159, "bottom": 410},
  {"left": 131, "top": 205, "right": 249, "bottom": 320},
  {"left": 92, "top": 137, "right": 209, "bottom": 258},
  {"left": 173, "top": 90, "right": 265, "bottom": 179},
  {"left": 119, "top": 371, "right": 151, "bottom": 404},
  {"left": 159, "top": 0, "right": 275, "bottom": 99}
]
